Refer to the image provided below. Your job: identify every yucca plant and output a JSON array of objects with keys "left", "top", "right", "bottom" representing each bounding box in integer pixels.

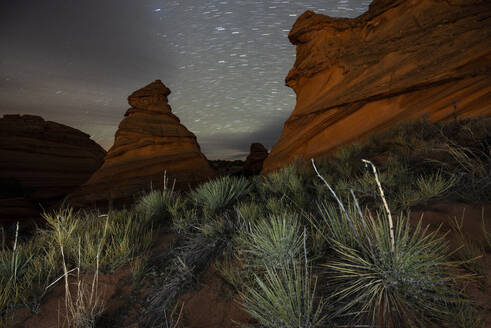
[
  {"left": 190, "top": 176, "right": 251, "bottom": 217},
  {"left": 324, "top": 211, "right": 461, "bottom": 327},
  {"left": 240, "top": 261, "right": 326, "bottom": 328},
  {"left": 259, "top": 164, "right": 311, "bottom": 209},
  {"left": 236, "top": 214, "right": 304, "bottom": 269},
  {"left": 414, "top": 170, "right": 457, "bottom": 202},
  {"left": 235, "top": 201, "right": 266, "bottom": 223},
  {"left": 312, "top": 158, "right": 465, "bottom": 327},
  {"left": 137, "top": 189, "right": 181, "bottom": 225}
]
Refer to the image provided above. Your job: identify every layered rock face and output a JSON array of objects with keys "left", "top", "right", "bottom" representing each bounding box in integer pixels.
[
  {"left": 69, "top": 80, "right": 215, "bottom": 207},
  {"left": 243, "top": 143, "right": 268, "bottom": 176},
  {"left": 0, "top": 114, "right": 106, "bottom": 222},
  {"left": 263, "top": 0, "right": 491, "bottom": 172}
]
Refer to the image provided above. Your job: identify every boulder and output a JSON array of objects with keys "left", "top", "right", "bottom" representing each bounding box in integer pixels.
[
  {"left": 68, "top": 80, "right": 215, "bottom": 207},
  {"left": 263, "top": 0, "right": 491, "bottom": 172}
]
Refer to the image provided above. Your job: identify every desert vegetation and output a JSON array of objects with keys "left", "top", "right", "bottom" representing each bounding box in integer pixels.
[{"left": 1, "top": 118, "right": 489, "bottom": 327}]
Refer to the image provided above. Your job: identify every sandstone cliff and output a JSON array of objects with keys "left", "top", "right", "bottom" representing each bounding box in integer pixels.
[
  {"left": 0, "top": 114, "right": 106, "bottom": 222},
  {"left": 263, "top": 0, "right": 491, "bottom": 172},
  {"left": 69, "top": 80, "right": 215, "bottom": 207}
]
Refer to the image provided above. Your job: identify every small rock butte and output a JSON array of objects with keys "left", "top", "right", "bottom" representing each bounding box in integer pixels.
[
  {"left": 243, "top": 143, "right": 268, "bottom": 176},
  {"left": 68, "top": 80, "right": 215, "bottom": 207}
]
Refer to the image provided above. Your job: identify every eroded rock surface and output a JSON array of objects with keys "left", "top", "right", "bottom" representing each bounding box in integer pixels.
[
  {"left": 69, "top": 80, "right": 215, "bottom": 207},
  {"left": 263, "top": 0, "right": 491, "bottom": 172},
  {"left": 0, "top": 114, "right": 106, "bottom": 223}
]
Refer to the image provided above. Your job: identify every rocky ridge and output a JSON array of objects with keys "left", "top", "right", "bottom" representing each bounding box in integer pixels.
[
  {"left": 0, "top": 114, "right": 106, "bottom": 222},
  {"left": 263, "top": 0, "right": 491, "bottom": 172}
]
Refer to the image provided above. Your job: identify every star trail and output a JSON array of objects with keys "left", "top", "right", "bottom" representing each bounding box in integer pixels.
[{"left": 0, "top": 0, "right": 371, "bottom": 159}]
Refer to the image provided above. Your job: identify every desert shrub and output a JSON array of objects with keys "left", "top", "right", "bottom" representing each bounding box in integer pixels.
[
  {"left": 215, "top": 255, "right": 246, "bottom": 292},
  {"left": 439, "top": 140, "right": 491, "bottom": 203},
  {"left": 190, "top": 176, "right": 251, "bottom": 217},
  {"left": 170, "top": 206, "right": 196, "bottom": 234},
  {"left": 394, "top": 171, "right": 457, "bottom": 209},
  {"left": 43, "top": 209, "right": 153, "bottom": 272},
  {"left": 0, "top": 224, "right": 60, "bottom": 322},
  {"left": 240, "top": 262, "right": 326, "bottom": 328},
  {"left": 236, "top": 214, "right": 304, "bottom": 269},
  {"left": 45, "top": 209, "right": 105, "bottom": 328},
  {"left": 310, "top": 158, "right": 466, "bottom": 327},
  {"left": 0, "top": 223, "right": 31, "bottom": 319},
  {"left": 235, "top": 201, "right": 266, "bottom": 223},
  {"left": 312, "top": 143, "right": 365, "bottom": 183},
  {"left": 321, "top": 206, "right": 462, "bottom": 327},
  {"left": 137, "top": 189, "right": 182, "bottom": 225},
  {"left": 447, "top": 300, "right": 485, "bottom": 328},
  {"left": 314, "top": 201, "right": 362, "bottom": 251},
  {"left": 144, "top": 214, "right": 245, "bottom": 326},
  {"left": 101, "top": 210, "right": 154, "bottom": 270},
  {"left": 259, "top": 164, "right": 311, "bottom": 209}
]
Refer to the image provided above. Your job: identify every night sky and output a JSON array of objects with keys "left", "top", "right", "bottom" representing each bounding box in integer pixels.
[{"left": 1, "top": 0, "right": 371, "bottom": 159}]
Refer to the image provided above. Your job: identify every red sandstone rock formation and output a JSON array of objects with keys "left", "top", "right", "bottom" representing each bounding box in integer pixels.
[
  {"left": 243, "top": 143, "right": 268, "bottom": 176},
  {"left": 0, "top": 114, "right": 106, "bottom": 223},
  {"left": 69, "top": 80, "right": 215, "bottom": 207},
  {"left": 262, "top": 0, "right": 491, "bottom": 173}
]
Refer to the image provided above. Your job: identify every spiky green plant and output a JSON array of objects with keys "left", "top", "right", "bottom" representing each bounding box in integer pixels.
[
  {"left": 259, "top": 164, "right": 310, "bottom": 209},
  {"left": 447, "top": 300, "right": 485, "bottom": 328},
  {"left": 190, "top": 176, "right": 251, "bottom": 217},
  {"left": 415, "top": 170, "right": 457, "bottom": 202},
  {"left": 323, "top": 210, "right": 462, "bottom": 327},
  {"left": 240, "top": 261, "right": 326, "bottom": 328},
  {"left": 311, "top": 158, "right": 466, "bottom": 327},
  {"left": 235, "top": 201, "right": 266, "bottom": 223},
  {"left": 137, "top": 189, "right": 181, "bottom": 225},
  {"left": 236, "top": 214, "right": 304, "bottom": 269}
]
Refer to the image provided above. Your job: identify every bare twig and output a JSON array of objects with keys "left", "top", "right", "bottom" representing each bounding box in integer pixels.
[
  {"left": 362, "top": 159, "right": 395, "bottom": 252},
  {"left": 45, "top": 267, "right": 78, "bottom": 290},
  {"left": 12, "top": 222, "right": 19, "bottom": 283},
  {"left": 311, "top": 159, "right": 357, "bottom": 236},
  {"left": 350, "top": 189, "right": 364, "bottom": 220}
]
